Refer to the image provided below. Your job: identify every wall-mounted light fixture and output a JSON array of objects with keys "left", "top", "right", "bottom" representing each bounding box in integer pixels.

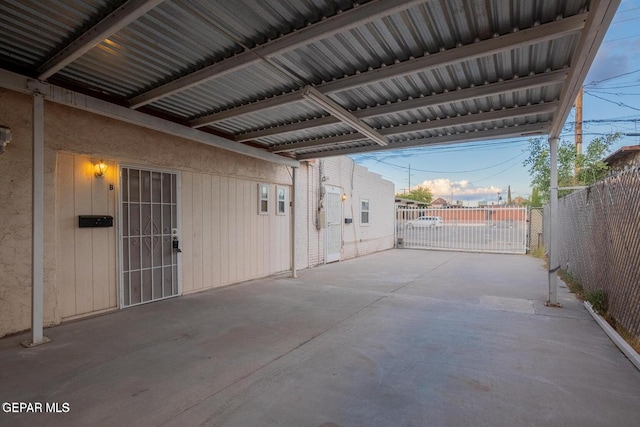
[
  {"left": 94, "top": 160, "right": 108, "bottom": 177},
  {"left": 342, "top": 193, "right": 348, "bottom": 202}
]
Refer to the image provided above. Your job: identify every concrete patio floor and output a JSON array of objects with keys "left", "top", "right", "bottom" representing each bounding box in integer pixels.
[{"left": 1, "top": 249, "right": 639, "bottom": 426}]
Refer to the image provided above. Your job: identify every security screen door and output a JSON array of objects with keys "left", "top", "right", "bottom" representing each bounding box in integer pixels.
[
  {"left": 325, "top": 185, "right": 342, "bottom": 263},
  {"left": 121, "top": 167, "right": 180, "bottom": 307}
]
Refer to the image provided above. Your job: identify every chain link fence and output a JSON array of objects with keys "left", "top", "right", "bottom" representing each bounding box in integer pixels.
[
  {"left": 528, "top": 207, "right": 544, "bottom": 251},
  {"left": 549, "top": 166, "right": 640, "bottom": 337}
]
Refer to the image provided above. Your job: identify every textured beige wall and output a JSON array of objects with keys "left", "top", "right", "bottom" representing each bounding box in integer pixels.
[
  {"left": 0, "top": 89, "right": 44, "bottom": 336},
  {"left": 0, "top": 88, "right": 294, "bottom": 337}
]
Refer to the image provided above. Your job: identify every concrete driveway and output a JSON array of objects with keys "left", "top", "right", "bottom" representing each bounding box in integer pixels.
[{"left": 1, "top": 250, "right": 639, "bottom": 426}]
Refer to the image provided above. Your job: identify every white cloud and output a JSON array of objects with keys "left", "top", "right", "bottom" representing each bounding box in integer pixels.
[{"left": 414, "top": 178, "right": 503, "bottom": 201}]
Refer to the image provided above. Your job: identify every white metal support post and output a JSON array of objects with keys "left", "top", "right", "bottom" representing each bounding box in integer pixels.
[
  {"left": 22, "top": 93, "right": 50, "bottom": 347},
  {"left": 547, "top": 136, "right": 560, "bottom": 307},
  {"left": 291, "top": 166, "right": 298, "bottom": 278}
]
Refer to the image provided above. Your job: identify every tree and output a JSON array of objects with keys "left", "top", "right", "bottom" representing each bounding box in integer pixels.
[
  {"left": 530, "top": 187, "right": 542, "bottom": 207},
  {"left": 523, "top": 133, "right": 620, "bottom": 203},
  {"left": 396, "top": 186, "right": 433, "bottom": 204}
]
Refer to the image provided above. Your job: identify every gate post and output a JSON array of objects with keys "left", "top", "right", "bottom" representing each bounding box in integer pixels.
[{"left": 547, "top": 136, "right": 560, "bottom": 307}]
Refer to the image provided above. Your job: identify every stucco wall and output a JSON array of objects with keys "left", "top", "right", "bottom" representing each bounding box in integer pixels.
[{"left": 0, "top": 89, "right": 42, "bottom": 337}]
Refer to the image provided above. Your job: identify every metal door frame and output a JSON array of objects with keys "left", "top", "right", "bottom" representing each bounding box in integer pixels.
[{"left": 118, "top": 164, "right": 182, "bottom": 308}]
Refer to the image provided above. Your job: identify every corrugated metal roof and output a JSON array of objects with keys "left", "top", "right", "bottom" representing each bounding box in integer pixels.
[{"left": 0, "top": 0, "right": 618, "bottom": 160}]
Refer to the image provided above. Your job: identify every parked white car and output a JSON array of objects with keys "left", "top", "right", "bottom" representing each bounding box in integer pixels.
[{"left": 406, "top": 216, "right": 443, "bottom": 228}]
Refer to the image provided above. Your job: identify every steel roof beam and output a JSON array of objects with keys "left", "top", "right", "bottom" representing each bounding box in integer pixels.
[
  {"left": 378, "top": 102, "right": 557, "bottom": 136},
  {"left": 321, "top": 14, "right": 585, "bottom": 95},
  {"left": 192, "top": 92, "right": 304, "bottom": 128},
  {"left": 237, "top": 116, "right": 340, "bottom": 143},
  {"left": 295, "top": 124, "right": 551, "bottom": 159},
  {"left": 129, "top": 0, "right": 426, "bottom": 109},
  {"left": 270, "top": 102, "right": 557, "bottom": 153},
  {"left": 37, "top": 0, "right": 165, "bottom": 80},
  {"left": 190, "top": 14, "right": 585, "bottom": 129},
  {"left": 270, "top": 134, "right": 368, "bottom": 154},
  {"left": 236, "top": 69, "right": 567, "bottom": 142}
]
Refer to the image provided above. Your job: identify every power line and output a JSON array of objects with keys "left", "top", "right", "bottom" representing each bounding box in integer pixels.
[
  {"left": 611, "top": 15, "right": 640, "bottom": 25},
  {"left": 602, "top": 33, "right": 640, "bottom": 44},
  {"left": 474, "top": 159, "right": 523, "bottom": 183},
  {"left": 565, "top": 118, "right": 640, "bottom": 125},
  {"left": 352, "top": 139, "right": 529, "bottom": 160},
  {"left": 616, "top": 5, "right": 640, "bottom": 14},
  {"left": 356, "top": 151, "right": 527, "bottom": 174},
  {"left": 584, "top": 69, "right": 640, "bottom": 86},
  {"left": 584, "top": 90, "right": 640, "bottom": 96},
  {"left": 584, "top": 91, "right": 640, "bottom": 112},
  {"left": 587, "top": 83, "right": 640, "bottom": 90}
]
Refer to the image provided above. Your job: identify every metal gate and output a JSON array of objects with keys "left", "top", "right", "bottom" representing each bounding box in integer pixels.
[
  {"left": 120, "top": 167, "right": 180, "bottom": 307},
  {"left": 396, "top": 206, "right": 528, "bottom": 254}
]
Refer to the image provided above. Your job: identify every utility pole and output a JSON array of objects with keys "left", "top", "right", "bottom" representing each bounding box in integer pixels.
[
  {"left": 408, "top": 164, "right": 411, "bottom": 192},
  {"left": 575, "top": 86, "right": 583, "bottom": 177},
  {"left": 507, "top": 185, "right": 512, "bottom": 204}
]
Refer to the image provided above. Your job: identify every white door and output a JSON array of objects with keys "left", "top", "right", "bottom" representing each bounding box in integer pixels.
[
  {"left": 120, "top": 167, "right": 180, "bottom": 307},
  {"left": 325, "top": 186, "right": 342, "bottom": 263}
]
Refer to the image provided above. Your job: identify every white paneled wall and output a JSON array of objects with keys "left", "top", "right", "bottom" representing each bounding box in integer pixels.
[
  {"left": 55, "top": 154, "right": 291, "bottom": 320},
  {"left": 181, "top": 172, "right": 291, "bottom": 294},
  {"left": 56, "top": 153, "right": 118, "bottom": 319}
]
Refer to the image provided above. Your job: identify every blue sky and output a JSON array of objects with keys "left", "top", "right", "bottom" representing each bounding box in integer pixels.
[{"left": 352, "top": 0, "right": 640, "bottom": 205}]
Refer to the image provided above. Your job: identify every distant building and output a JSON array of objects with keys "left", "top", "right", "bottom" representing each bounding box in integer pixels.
[
  {"left": 395, "top": 197, "right": 429, "bottom": 208},
  {"left": 603, "top": 145, "right": 640, "bottom": 170},
  {"left": 430, "top": 197, "right": 449, "bottom": 208}
]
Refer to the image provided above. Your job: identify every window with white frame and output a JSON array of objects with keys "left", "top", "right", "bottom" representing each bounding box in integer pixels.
[
  {"left": 258, "top": 183, "right": 269, "bottom": 214},
  {"left": 361, "top": 198, "right": 370, "bottom": 225},
  {"left": 277, "top": 186, "right": 287, "bottom": 215}
]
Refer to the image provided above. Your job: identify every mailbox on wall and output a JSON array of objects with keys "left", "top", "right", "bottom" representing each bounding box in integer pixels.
[{"left": 78, "top": 215, "right": 113, "bottom": 228}]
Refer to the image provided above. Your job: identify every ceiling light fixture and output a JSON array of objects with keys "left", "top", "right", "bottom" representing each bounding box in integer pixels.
[{"left": 302, "top": 86, "right": 387, "bottom": 147}]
